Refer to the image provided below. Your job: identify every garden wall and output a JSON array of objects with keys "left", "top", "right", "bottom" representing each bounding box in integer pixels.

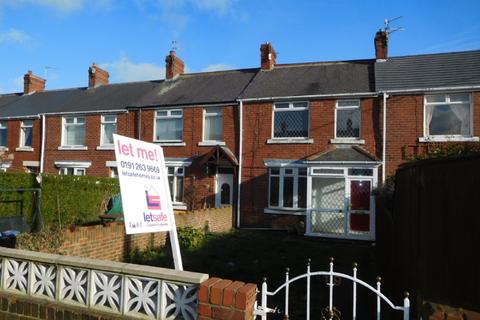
[{"left": 16, "top": 206, "right": 233, "bottom": 261}]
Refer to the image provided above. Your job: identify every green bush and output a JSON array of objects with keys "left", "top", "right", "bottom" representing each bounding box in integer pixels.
[
  {"left": 0, "top": 172, "right": 38, "bottom": 222},
  {"left": 40, "top": 174, "right": 119, "bottom": 227},
  {"left": 177, "top": 227, "right": 206, "bottom": 250},
  {"left": 0, "top": 172, "right": 119, "bottom": 228}
]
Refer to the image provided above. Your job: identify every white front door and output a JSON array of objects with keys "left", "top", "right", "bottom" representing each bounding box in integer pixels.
[{"left": 215, "top": 173, "right": 233, "bottom": 207}]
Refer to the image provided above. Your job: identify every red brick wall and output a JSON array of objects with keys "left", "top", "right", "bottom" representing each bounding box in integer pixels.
[
  {"left": 26, "top": 206, "right": 234, "bottom": 261},
  {"left": 384, "top": 91, "right": 480, "bottom": 177},
  {"left": 240, "top": 98, "right": 381, "bottom": 227},
  {"left": 197, "top": 277, "right": 257, "bottom": 320},
  {"left": 139, "top": 105, "right": 238, "bottom": 209},
  {"left": 43, "top": 112, "right": 134, "bottom": 176},
  {"left": 3, "top": 119, "right": 41, "bottom": 172}
]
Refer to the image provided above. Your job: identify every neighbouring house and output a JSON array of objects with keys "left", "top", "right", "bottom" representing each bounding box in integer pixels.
[{"left": 0, "top": 30, "right": 479, "bottom": 240}]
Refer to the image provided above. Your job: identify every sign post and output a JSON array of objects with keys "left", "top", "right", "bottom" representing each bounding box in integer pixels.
[{"left": 113, "top": 134, "right": 183, "bottom": 270}]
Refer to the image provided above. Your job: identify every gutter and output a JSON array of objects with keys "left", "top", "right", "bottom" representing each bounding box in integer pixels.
[
  {"left": 382, "top": 85, "right": 480, "bottom": 95},
  {"left": 40, "top": 114, "right": 46, "bottom": 173},
  {"left": 40, "top": 109, "right": 128, "bottom": 116},
  {"left": 236, "top": 100, "right": 243, "bottom": 228},
  {"left": 0, "top": 115, "right": 40, "bottom": 120},
  {"left": 382, "top": 92, "right": 388, "bottom": 184},
  {"left": 238, "top": 92, "right": 378, "bottom": 102}
]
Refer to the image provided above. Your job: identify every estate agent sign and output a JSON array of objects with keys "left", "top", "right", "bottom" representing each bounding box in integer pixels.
[{"left": 113, "top": 134, "right": 183, "bottom": 270}]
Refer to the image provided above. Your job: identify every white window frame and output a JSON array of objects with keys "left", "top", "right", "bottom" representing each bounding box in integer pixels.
[
  {"left": 99, "top": 114, "right": 117, "bottom": 148},
  {"left": 268, "top": 167, "right": 307, "bottom": 210},
  {"left": 271, "top": 101, "right": 309, "bottom": 140},
  {"left": 167, "top": 166, "right": 185, "bottom": 207},
  {"left": 0, "top": 121, "right": 7, "bottom": 148},
  {"left": 334, "top": 99, "right": 361, "bottom": 140},
  {"left": 59, "top": 167, "right": 86, "bottom": 176},
  {"left": 18, "top": 119, "right": 34, "bottom": 149},
  {"left": 61, "top": 116, "right": 86, "bottom": 148},
  {"left": 202, "top": 107, "right": 224, "bottom": 144},
  {"left": 421, "top": 92, "right": 478, "bottom": 142},
  {"left": 154, "top": 109, "right": 183, "bottom": 143}
]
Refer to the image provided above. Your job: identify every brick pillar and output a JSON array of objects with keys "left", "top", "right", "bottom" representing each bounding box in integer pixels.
[{"left": 198, "top": 277, "right": 257, "bottom": 320}]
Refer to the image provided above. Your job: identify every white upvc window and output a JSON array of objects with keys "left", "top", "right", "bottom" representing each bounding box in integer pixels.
[
  {"left": 423, "top": 93, "right": 474, "bottom": 140},
  {"left": 0, "top": 121, "right": 7, "bottom": 148},
  {"left": 62, "top": 116, "right": 86, "bottom": 147},
  {"left": 59, "top": 167, "right": 86, "bottom": 176},
  {"left": 269, "top": 167, "right": 307, "bottom": 209},
  {"left": 203, "top": 107, "right": 223, "bottom": 142},
  {"left": 272, "top": 102, "right": 309, "bottom": 139},
  {"left": 155, "top": 109, "right": 183, "bottom": 142},
  {"left": 335, "top": 100, "right": 360, "bottom": 139},
  {"left": 20, "top": 120, "right": 33, "bottom": 148},
  {"left": 100, "top": 115, "right": 116, "bottom": 146},
  {"left": 167, "top": 166, "right": 184, "bottom": 204}
]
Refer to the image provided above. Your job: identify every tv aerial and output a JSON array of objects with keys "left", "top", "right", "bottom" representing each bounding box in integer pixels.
[{"left": 383, "top": 16, "right": 405, "bottom": 36}]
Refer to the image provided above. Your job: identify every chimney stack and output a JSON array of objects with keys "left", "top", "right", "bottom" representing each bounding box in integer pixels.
[
  {"left": 23, "top": 71, "right": 45, "bottom": 94},
  {"left": 260, "top": 42, "right": 277, "bottom": 71},
  {"left": 374, "top": 30, "right": 388, "bottom": 60},
  {"left": 88, "top": 63, "right": 109, "bottom": 88},
  {"left": 165, "top": 50, "right": 184, "bottom": 80}
]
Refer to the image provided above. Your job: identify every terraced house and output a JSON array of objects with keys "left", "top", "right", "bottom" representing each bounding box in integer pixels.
[{"left": 1, "top": 31, "right": 479, "bottom": 240}]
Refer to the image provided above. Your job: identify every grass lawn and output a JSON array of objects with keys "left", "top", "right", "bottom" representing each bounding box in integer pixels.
[{"left": 128, "top": 229, "right": 395, "bottom": 319}]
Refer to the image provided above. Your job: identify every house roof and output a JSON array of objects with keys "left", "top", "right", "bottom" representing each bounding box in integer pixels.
[
  {"left": 0, "top": 69, "right": 257, "bottom": 119},
  {"left": 375, "top": 50, "right": 480, "bottom": 92},
  {"left": 239, "top": 60, "right": 375, "bottom": 99},
  {"left": 306, "top": 146, "right": 379, "bottom": 162},
  {"left": 133, "top": 69, "right": 258, "bottom": 107}
]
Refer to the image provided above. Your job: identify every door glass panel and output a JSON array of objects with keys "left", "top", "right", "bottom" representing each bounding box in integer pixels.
[
  {"left": 350, "top": 180, "right": 371, "bottom": 233},
  {"left": 311, "top": 177, "right": 345, "bottom": 235},
  {"left": 220, "top": 183, "right": 230, "bottom": 205}
]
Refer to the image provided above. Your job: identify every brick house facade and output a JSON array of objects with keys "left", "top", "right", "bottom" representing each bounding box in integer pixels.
[{"left": 1, "top": 31, "right": 479, "bottom": 239}]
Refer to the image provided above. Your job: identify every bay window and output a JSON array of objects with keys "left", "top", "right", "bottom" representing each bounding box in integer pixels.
[
  {"left": 269, "top": 167, "right": 307, "bottom": 209},
  {"left": 167, "top": 166, "right": 184, "bottom": 204}
]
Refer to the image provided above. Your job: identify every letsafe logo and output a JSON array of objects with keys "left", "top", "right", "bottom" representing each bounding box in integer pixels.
[
  {"left": 143, "top": 186, "right": 168, "bottom": 223},
  {"left": 145, "top": 186, "right": 161, "bottom": 210}
]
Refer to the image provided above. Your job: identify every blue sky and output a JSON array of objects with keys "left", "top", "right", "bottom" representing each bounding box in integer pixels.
[{"left": 1, "top": 0, "right": 479, "bottom": 93}]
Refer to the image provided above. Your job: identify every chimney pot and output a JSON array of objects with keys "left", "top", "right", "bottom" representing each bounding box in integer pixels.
[
  {"left": 88, "top": 62, "right": 109, "bottom": 88},
  {"left": 23, "top": 71, "right": 45, "bottom": 94},
  {"left": 165, "top": 50, "right": 185, "bottom": 80},
  {"left": 374, "top": 30, "right": 388, "bottom": 60},
  {"left": 260, "top": 42, "right": 276, "bottom": 70}
]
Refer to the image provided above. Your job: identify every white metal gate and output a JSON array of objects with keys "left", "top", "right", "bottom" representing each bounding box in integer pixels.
[{"left": 255, "top": 258, "right": 409, "bottom": 320}]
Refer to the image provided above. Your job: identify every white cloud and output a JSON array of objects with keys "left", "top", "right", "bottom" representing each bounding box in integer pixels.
[
  {"left": 0, "top": 0, "right": 112, "bottom": 14},
  {"left": 202, "top": 63, "right": 234, "bottom": 72},
  {"left": 101, "top": 55, "right": 165, "bottom": 82},
  {"left": 0, "top": 28, "right": 31, "bottom": 45},
  {"left": 195, "top": 0, "right": 235, "bottom": 16}
]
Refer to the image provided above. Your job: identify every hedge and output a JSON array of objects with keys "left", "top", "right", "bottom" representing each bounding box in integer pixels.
[{"left": 0, "top": 172, "right": 120, "bottom": 228}]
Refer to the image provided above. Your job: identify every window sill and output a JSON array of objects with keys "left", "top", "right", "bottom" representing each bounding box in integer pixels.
[
  {"left": 15, "top": 147, "right": 34, "bottom": 152},
  {"left": 418, "top": 136, "right": 479, "bottom": 143},
  {"left": 58, "top": 146, "right": 88, "bottom": 150},
  {"left": 264, "top": 208, "right": 306, "bottom": 216},
  {"left": 266, "top": 138, "right": 314, "bottom": 144},
  {"left": 96, "top": 145, "right": 114, "bottom": 150},
  {"left": 173, "top": 204, "right": 188, "bottom": 211},
  {"left": 198, "top": 141, "right": 226, "bottom": 146},
  {"left": 155, "top": 142, "right": 186, "bottom": 147},
  {"left": 330, "top": 138, "right": 365, "bottom": 145}
]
